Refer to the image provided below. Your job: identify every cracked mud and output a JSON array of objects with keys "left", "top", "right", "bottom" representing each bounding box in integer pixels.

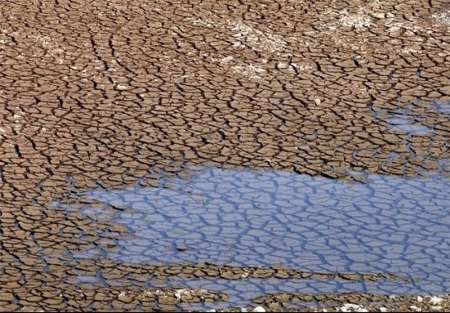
[{"left": 0, "top": 0, "right": 449, "bottom": 312}]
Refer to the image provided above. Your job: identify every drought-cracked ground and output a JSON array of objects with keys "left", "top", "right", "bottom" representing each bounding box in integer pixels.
[{"left": 1, "top": 0, "right": 450, "bottom": 312}]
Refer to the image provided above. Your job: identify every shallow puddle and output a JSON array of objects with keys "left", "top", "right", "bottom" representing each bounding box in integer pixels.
[
  {"left": 373, "top": 99, "right": 450, "bottom": 137},
  {"left": 432, "top": 100, "right": 450, "bottom": 115},
  {"left": 374, "top": 107, "right": 434, "bottom": 136},
  {"left": 387, "top": 113, "right": 433, "bottom": 135},
  {"left": 55, "top": 166, "right": 450, "bottom": 298}
]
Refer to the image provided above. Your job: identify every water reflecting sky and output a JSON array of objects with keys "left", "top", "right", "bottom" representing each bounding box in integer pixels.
[{"left": 58, "top": 166, "right": 450, "bottom": 293}]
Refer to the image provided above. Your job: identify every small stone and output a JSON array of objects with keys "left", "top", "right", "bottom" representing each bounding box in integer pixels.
[
  {"left": 174, "top": 289, "right": 185, "bottom": 301},
  {"left": 118, "top": 292, "right": 133, "bottom": 303},
  {"left": 429, "top": 296, "right": 443, "bottom": 305},
  {"left": 253, "top": 306, "right": 266, "bottom": 312},
  {"left": 340, "top": 303, "right": 369, "bottom": 312},
  {"left": 220, "top": 56, "right": 234, "bottom": 64},
  {"left": 116, "top": 84, "right": 129, "bottom": 90},
  {"left": 371, "top": 12, "right": 385, "bottom": 19}
]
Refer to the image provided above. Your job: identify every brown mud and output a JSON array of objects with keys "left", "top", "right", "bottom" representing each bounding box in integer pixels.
[{"left": 0, "top": 0, "right": 449, "bottom": 311}]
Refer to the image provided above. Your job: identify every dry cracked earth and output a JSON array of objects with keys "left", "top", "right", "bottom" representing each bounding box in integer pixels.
[{"left": 1, "top": 0, "right": 450, "bottom": 312}]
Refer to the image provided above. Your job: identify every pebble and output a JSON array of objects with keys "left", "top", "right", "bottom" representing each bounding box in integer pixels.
[
  {"left": 340, "top": 303, "right": 368, "bottom": 312},
  {"left": 430, "top": 296, "right": 443, "bottom": 305}
]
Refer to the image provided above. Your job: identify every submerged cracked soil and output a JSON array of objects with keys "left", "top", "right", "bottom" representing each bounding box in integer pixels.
[{"left": 0, "top": 0, "right": 449, "bottom": 311}]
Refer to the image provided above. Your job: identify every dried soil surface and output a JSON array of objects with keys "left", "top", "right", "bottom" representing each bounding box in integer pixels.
[{"left": 0, "top": 0, "right": 449, "bottom": 312}]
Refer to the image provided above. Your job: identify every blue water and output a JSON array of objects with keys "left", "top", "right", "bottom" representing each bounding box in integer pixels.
[
  {"left": 56, "top": 166, "right": 450, "bottom": 295},
  {"left": 387, "top": 114, "right": 433, "bottom": 135},
  {"left": 433, "top": 100, "right": 450, "bottom": 115}
]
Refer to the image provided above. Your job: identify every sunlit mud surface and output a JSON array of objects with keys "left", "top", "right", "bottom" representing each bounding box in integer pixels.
[{"left": 1, "top": 0, "right": 450, "bottom": 311}]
